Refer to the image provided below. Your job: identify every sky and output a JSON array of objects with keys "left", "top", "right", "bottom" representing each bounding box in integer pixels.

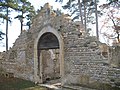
[{"left": 0, "top": 0, "right": 107, "bottom": 51}]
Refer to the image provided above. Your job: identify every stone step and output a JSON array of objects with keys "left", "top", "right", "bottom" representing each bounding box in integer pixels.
[
  {"left": 63, "top": 85, "right": 96, "bottom": 90},
  {"left": 39, "top": 82, "right": 62, "bottom": 90},
  {"left": 1, "top": 61, "right": 16, "bottom": 65}
]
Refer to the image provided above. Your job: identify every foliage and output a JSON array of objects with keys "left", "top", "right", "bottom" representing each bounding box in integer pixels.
[
  {"left": 107, "top": 0, "right": 120, "bottom": 7},
  {"left": 0, "top": 0, "right": 19, "bottom": 18},
  {"left": 0, "top": 31, "right": 5, "bottom": 40},
  {"left": 62, "top": 0, "right": 100, "bottom": 22},
  {"left": 0, "top": 0, "right": 19, "bottom": 51},
  {"left": 0, "top": 0, "right": 18, "bottom": 22},
  {"left": 0, "top": 0, "right": 19, "bottom": 10},
  {"left": 0, "top": 0, "right": 36, "bottom": 50},
  {"left": 55, "top": 0, "right": 63, "bottom": 2},
  {"left": 100, "top": 0, "right": 120, "bottom": 44},
  {"left": 56, "top": 0, "right": 100, "bottom": 40},
  {"left": 14, "top": 0, "right": 36, "bottom": 32},
  {"left": 54, "top": 9, "right": 63, "bottom": 16},
  {"left": 0, "top": 13, "right": 10, "bottom": 21}
]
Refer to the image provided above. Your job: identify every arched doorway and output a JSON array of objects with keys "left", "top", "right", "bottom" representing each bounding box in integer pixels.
[
  {"left": 38, "top": 32, "right": 60, "bottom": 83},
  {"left": 34, "top": 26, "right": 64, "bottom": 84}
]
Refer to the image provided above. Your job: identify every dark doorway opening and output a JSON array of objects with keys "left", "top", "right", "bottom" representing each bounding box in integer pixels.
[{"left": 37, "top": 32, "right": 60, "bottom": 83}]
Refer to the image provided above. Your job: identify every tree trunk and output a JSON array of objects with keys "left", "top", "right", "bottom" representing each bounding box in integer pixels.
[
  {"left": 116, "top": 32, "right": 119, "bottom": 43},
  {"left": 20, "top": 20, "right": 23, "bottom": 33},
  {"left": 20, "top": 11, "right": 23, "bottom": 34},
  {"left": 83, "top": 2, "right": 87, "bottom": 32},
  {"left": 111, "top": 19, "right": 119, "bottom": 43},
  {"left": 6, "top": 7, "right": 9, "bottom": 51},
  {"left": 78, "top": 0, "right": 83, "bottom": 25},
  {"left": 95, "top": 0, "right": 99, "bottom": 40}
]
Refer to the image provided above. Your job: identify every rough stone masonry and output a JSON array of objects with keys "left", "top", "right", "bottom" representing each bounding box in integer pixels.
[{"left": 0, "top": 3, "right": 120, "bottom": 89}]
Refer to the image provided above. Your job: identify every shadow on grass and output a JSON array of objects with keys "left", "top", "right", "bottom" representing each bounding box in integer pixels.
[{"left": 0, "top": 75, "right": 47, "bottom": 90}]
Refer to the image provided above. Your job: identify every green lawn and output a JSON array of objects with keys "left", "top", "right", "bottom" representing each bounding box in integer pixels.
[{"left": 0, "top": 75, "right": 48, "bottom": 90}]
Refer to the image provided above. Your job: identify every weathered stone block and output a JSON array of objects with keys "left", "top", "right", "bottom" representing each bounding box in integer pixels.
[{"left": 79, "top": 75, "right": 90, "bottom": 85}]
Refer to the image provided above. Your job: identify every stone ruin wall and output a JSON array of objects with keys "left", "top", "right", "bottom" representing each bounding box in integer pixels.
[
  {"left": 0, "top": 3, "right": 120, "bottom": 89},
  {"left": 0, "top": 31, "right": 34, "bottom": 80},
  {"left": 109, "top": 45, "right": 120, "bottom": 67},
  {"left": 0, "top": 3, "right": 75, "bottom": 81},
  {"left": 63, "top": 32, "right": 120, "bottom": 88}
]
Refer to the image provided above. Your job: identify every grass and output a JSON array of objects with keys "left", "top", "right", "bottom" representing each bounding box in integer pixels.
[{"left": 0, "top": 75, "right": 48, "bottom": 90}]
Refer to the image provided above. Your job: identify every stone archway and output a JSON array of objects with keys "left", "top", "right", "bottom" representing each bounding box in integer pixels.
[{"left": 34, "top": 26, "right": 64, "bottom": 83}]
